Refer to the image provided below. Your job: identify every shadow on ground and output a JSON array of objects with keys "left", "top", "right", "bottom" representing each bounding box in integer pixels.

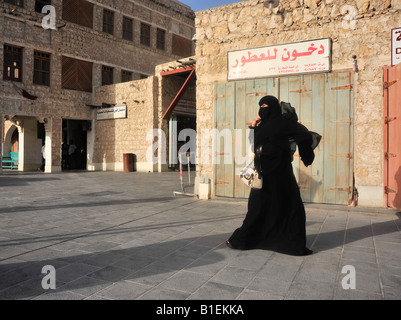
[{"left": 0, "top": 215, "right": 399, "bottom": 299}]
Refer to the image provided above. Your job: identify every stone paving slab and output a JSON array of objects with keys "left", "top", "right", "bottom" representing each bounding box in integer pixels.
[{"left": 0, "top": 171, "right": 400, "bottom": 300}]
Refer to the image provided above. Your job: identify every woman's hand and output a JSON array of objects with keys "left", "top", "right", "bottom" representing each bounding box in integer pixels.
[{"left": 252, "top": 116, "right": 262, "bottom": 127}]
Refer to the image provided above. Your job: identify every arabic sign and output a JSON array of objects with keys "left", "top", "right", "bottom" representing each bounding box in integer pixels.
[
  {"left": 228, "top": 38, "right": 332, "bottom": 81},
  {"left": 392, "top": 28, "right": 401, "bottom": 66},
  {"left": 97, "top": 105, "right": 127, "bottom": 121}
]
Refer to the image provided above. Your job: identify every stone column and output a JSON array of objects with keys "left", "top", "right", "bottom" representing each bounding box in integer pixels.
[
  {"left": 44, "top": 117, "right": 62, "bottom": 173},
  {"left": 16, "top": 121, "right": 24, "bottom": 172}
]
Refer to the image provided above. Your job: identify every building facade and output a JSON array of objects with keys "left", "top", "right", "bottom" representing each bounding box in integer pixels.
[{"left": 0, "top": 0, "right": 195, "bottom": 172}]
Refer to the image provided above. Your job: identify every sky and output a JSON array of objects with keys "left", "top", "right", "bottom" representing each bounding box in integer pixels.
[{"left": 179, "top": 0, "right": 243, "bottom": 11}]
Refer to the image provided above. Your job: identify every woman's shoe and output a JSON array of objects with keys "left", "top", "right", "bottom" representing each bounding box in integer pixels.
[
  {"left": 225, "top": 240, "right": 234, "bottom": 249},
  {"left": 304, "top": 248, "right": 314, "bottom": 256}
]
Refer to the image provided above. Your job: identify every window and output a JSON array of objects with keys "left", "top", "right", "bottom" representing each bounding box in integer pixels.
[
  {"left": 140, "top": 74, "right": 148, "bottom": 79},
  {"left": 33, "top": 51, "right": 51, "bottom": 86},
  {"left": 157, "top": 29, "right": 166, "bottom": 51},
  {"left": 103, "top": 9, "right": 114, "bottom": 35},
  {"left": 172, "top": 34, "right": 193, "bottom": 57},
  {"left": 35, "top": 0, "right": 51, "bottom": 13},
  {"left": 122, "top": 17, "right": 133, "bottom": 41},
  {"left": 62, "top": 56, "right": 93, "bottom": 92},
  {"left": 3, "top": 45, "right": 23, "bottom": 82},
  {"left": 121, "top": 70, "right": 132, "bottom": 83},
  {"left": 102, "top": 66, "right": 113, "bottom": 86},
  {"left": 140, "top": 23, "right": 151, "bottom": 46},
  {"left": 62, "top": 0, "right": 93, "bottom": 29},
  {"left": 5, "top": 0, "right": 23, "bottom": 7}
]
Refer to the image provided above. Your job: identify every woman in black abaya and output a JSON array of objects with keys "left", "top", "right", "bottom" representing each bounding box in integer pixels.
[{"left": 226, "top": 95, "right": 316, "bottom": 256}]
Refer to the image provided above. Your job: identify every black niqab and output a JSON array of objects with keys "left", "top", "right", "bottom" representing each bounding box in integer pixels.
[{"left": 258, "top": 95, "right": 282, "bottom": 121}]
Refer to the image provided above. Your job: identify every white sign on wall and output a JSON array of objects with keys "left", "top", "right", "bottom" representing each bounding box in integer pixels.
[
  {"left": 228, "top": 38, "right": 332, "bottom": 81},
  {"left": 392, "top": 28, "right": 401, "bottom": 66},
  {"left": 97, "top": 105, "right": 127, "bottom": 121}
]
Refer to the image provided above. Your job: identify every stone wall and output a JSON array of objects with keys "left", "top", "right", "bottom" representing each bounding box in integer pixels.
[
  {"left": 194, "top": 0, "right": 401, "bottom": 206},
  {"left": 92, "top": 77, "right": 159, "bottom": 172}
]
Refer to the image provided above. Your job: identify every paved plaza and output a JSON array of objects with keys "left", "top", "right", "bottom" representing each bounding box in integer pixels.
[{"left": 0, "top": 171, "right": 400, "bottom": 300}]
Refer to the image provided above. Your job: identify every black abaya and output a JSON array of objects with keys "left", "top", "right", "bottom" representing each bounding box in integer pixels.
[{"left": 228, "top": 96, "right": 316, "bottom": 256}]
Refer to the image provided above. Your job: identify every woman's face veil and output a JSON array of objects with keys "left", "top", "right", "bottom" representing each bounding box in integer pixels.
[{"left": 258, "top": 96, "right": 281, "bottom": 120}]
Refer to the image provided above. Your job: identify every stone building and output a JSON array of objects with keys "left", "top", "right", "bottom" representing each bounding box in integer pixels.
[
  {"left": 91, "top": 57, "right": 196, "bottom": 172},
  {"left": 193, "top": 0, "right": 401, "bottom": 208},
  {"left": 2, "top": 0, "right": 401, "bottom": 210},
  {"left": 0, "top": 0, "right": 195, "bottom": 172}
]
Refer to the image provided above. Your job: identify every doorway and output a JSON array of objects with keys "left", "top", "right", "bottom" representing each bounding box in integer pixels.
[
  {"left": 11, "top": 128, "right": 19, "bottom": 153},
  {"left": 214, "top": 71, "right": 354, "bottom": 205},
  {"left": 62, "top": 119, "right": 88, "bottom": 170},
  {"left": 168, "top": 104, "right": 197, "bottom": 170}
]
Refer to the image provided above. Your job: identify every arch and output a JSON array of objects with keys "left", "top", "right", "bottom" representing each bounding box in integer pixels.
[{"left": 3, "top": 123, "right": 18, "bottom": 158}]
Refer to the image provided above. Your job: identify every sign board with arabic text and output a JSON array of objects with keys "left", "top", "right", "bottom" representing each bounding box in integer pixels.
[
  {"left": 97, "top": 105, "right": 127, "bottom": 121},
  {"left": 392, "top": 28, "right": 401, "bottom": 66},
  {"left": 228, "top": 38, "right": 332, "bottom": 81}
]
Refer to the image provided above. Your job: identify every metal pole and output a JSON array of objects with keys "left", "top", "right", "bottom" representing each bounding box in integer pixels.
[
  {"left": 173, "top": 152, "right": 197, "bottom": 198},
  {"left": 179, "top": 153, "right": 184, "bottom": 192},
  {"left": 187, "top": 153, "right": 191, "bottom": 186}
]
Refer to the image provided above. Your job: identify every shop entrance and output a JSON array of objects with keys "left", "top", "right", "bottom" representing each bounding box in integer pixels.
[
  {"left": 215, "top": 71, "right": 354, "bottom": 205},
  {"left": 160, "top": 63, "right": 197, "bottom": 170},
  {"left": 168, "top": 102, "right": 197, "bottom": 169},
  {"left": 62, "top": 119, "right": 89, "bottom": 170}
]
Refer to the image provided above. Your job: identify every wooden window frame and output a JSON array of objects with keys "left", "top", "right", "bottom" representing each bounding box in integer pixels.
[
  {"left": 5, "top": 0, "right": 24, "bottom": 7},
  {"left": 35, "top": 0, "right": 51, "bottom": 13},
  {"left": 122, "top": 17, "right": 133, "bottom": 41},
  {"left": 172, "top": 34, "right": 193, "bottom": 57},
  {"left": 33, "top": 51, "right": 51, "bottom": 86},
  {"left": 62, "top": 0, "right": 94, "bottom": 29},
  {"left": 62, "top": 56, "right": 93, "bottom": 92},
  {"left": 102, "top": 66, "right": 114, "bottom": 86},
  {"left": 157, "top": 28, "right": 166, "bottom": 51},
  {"left": 3, "top": 44, "right": 23, "bottom": 82},
  {"left": 103, "top": 9, "right": 114, "bottom": 35},
  {"left": 121, "top": 70, "right": 132, "bottom": 83},
  {"left": 140, "top": 23, "right": 151, "bottom": 47}
]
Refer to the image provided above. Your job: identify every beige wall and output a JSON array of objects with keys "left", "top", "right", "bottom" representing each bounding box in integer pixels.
[
  {"left": 194, "top": 0, "right": 401, "bottom": 206},
  {"left": 92, "top": 77, "right": 159, "bottom": 172}
]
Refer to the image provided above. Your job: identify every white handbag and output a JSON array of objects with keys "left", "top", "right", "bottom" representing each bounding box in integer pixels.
[{"left": 239, "top": 156, "right": 263, "bottom": 190}]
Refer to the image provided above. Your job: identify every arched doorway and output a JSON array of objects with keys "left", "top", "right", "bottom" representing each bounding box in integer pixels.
[{"left": 11, "top": 128, "right": 18, "bottom": 153}]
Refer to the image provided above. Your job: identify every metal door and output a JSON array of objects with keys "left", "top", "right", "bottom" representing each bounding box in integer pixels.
[
  {"left": 214, "top": 72, "right": 354, "bottom": 205},
  {"left": 384, "top": 64, "right": 401, "bottom": 210}
]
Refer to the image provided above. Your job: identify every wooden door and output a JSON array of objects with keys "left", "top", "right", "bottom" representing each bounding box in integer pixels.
[
  {"left": 214, "top": 72, "right": 354, "bottom": 205},
  {"left": 384, "top": 64, "right": 401, "bottom": 210}
]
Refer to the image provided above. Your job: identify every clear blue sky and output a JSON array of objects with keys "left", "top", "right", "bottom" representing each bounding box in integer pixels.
[{"left": 179, "top": 0, "right": 243, "bottom": 11}]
